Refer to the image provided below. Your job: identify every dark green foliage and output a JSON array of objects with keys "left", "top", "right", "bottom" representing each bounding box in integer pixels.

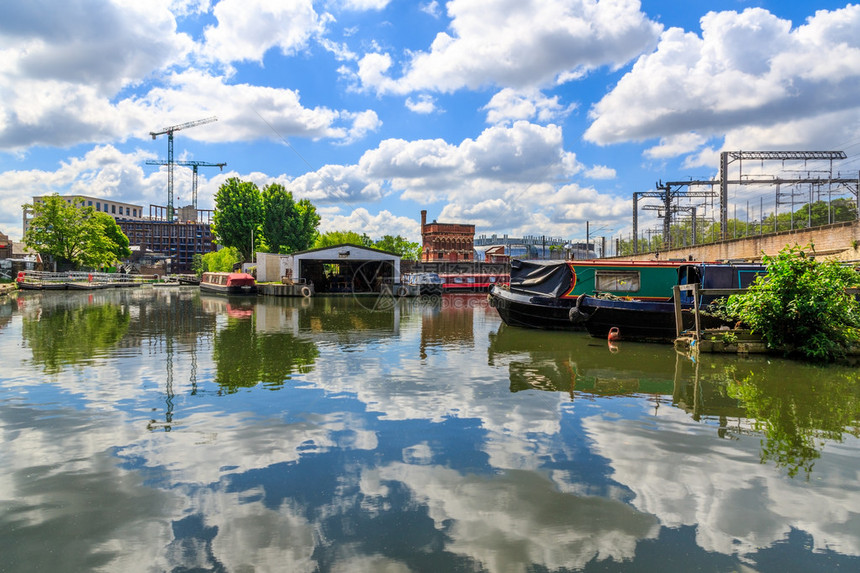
[
  {"left": 260, "top": 184, "right": 319, "bottom": 254},
  {"left": 373, "top": 235, "right": 421, "bottom": 260},
  {"left": 313, "top": 230, "right": 372, "bottom": 248},
  {"left": 212, "top": 178, "right": 264, "bottom": 261},
  {"left": 213, "top": 179, "right": 320, "bottom": 260},
  {"left": 725, "top": 243, "right": 860, "bottom": 361},
  {"left": 313, "top": 231, "right": 420, "bottom": 259}
]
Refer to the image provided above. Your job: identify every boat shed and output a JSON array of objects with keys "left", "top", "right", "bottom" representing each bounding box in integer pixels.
[{"left": 256, "top": 244, "right": 402, "bottom": 294}]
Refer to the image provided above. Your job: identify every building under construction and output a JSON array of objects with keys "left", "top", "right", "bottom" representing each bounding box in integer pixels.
[{"left": 23, "top": 194, "right": 217, "bottom": 272}]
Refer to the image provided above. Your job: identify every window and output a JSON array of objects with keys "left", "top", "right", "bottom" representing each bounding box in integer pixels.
[
  {"left": 111, "top": 205, "right": 116, "bottom": 214},
  {"left": 88, "top": 201, "right": 92, "bottom": 206},
  {"left": 133, "top": 209, "right": 137, "bottom": 217},
  {"left": 595, "top": 271, "right": 640, "bottom": 293},
  {"left": 96, "top": 202, "right": 100, "bottom": 210}
]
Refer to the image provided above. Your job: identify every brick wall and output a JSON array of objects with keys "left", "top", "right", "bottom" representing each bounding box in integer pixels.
[{"left": 614, "top": 220, "right": 860, "bottom": 262}]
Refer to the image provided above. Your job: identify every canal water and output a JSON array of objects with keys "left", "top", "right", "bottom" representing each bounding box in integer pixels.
[{"left": 1, "top": 288, "right": 858, "bottom": 572}]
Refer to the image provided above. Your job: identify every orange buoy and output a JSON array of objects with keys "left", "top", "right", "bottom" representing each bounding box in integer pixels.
[{"left": 607, "top": 327, "right": 620, "bottom": 341}]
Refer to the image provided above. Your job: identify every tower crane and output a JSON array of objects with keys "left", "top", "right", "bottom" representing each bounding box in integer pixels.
[
  {"left": 146, "top": 160, "right": 226, "bottom": 210},
  {"left": 149, "top": 116, "right": 217, "bottom": 220}
]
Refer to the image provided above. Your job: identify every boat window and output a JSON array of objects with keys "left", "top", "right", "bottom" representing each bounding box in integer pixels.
[{"left": 595, "top": 271, "right": 640, "bottom": 292}]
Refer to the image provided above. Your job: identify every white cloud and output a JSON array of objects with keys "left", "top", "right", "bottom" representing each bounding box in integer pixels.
[
  {"left": 318, "top": 208, "right": 419, "bottom": 239},
  {"left": 405, "top": 95, "right": 438, "bottom": 114},
  {"left": 0, "top": 0, "right": 192, "bottom": 150},
  {"left": 584, "top": 165, "right": 616, "bottom": 179},
  {"left": 644, "top": 132, "right": 708, "bottom": 159},
  {"left": 201, "top": 0, "right": 327, "bottom": 64},
  {"left": 290, "top": 164, "right": 386, "bottom": 204},
  {"left": 338, "top": 0, "right": 393, "bottom": 11},
  {"left": 170, "top": 0, "right": 212, "bottom": 17},
  {"left": 420, "top": 1, "right": 442, "bottom": 19},
  {"left": 353, "top": 0, "right": 662, "bottom": 94},
  {"left": 585, "top": 5, "right": 860, "bottom": 155},
  {"left": 483, "top": 88, "right": 575, "bottom": 125},
  {"left": 0, "top": 0, "right": 191, "bottom": 92}
]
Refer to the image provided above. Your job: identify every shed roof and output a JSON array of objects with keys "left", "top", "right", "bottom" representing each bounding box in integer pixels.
[{"left": 291, "top": 243, "right": 401, "bottom": 259}]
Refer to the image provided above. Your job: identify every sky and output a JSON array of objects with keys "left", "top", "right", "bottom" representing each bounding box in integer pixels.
[{"left": 1, "top": 0, "right": 859, "bottom": 244}]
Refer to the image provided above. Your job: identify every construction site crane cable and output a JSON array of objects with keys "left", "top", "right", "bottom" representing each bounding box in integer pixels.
[{"left": 149, "top": 116, "right": 218, "bottom": 220}]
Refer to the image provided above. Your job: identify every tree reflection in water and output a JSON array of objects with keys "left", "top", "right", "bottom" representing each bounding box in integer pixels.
[
  {"left": 212, "top": 316, "right": 319, "bottom": 393},
  {"left": 727, "top": 365, "right": 860, "bottom": 478},
  {"left": 22, "top": 302, "right": 130, "bottom": 373}
]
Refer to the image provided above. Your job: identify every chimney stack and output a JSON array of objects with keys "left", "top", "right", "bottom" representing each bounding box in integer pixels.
[{"left": 421, "top": 210, "right": 427, "bottom": 228}]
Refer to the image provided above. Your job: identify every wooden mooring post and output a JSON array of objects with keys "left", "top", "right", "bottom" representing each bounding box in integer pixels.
[{"left": 674, "top": 284, "right": 748, "bottom": 340}]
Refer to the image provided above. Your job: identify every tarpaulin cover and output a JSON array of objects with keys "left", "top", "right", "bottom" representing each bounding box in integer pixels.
[{"left": 508, "top": 259, "right": 572, "bottom": 298}]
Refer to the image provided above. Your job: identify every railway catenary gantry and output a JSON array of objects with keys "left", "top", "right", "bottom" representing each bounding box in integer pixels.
[{"left": 634, "top": 150, "right": 860, "bottom": 253}]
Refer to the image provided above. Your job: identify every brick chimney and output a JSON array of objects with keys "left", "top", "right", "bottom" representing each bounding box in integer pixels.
[{"left": 421, "top": 210, "right": 427, "bottom": 229}]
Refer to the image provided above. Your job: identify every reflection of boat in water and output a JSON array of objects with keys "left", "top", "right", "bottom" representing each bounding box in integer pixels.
[
  {"left": 576, "top": 296, "right": 726, "bottom": 342},
  {"left": 200, "top": 272, "right": 257, "bottom": 295},
  {"left": 402, "top": 272, "right": 444, "bottom": 295},
  {"left": 489, "top": 260, "right": 690, "bottom": 330},
  {"left": 487, "top": 323, "right": 753, "bottom": 422},
  {"left": 440, "top": 272, "right": 507, "bottom": 292}
]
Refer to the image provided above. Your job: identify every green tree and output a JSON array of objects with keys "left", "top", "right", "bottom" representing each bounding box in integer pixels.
[
  {"left": 212, "top": 178, "right": 263, "bottom": 261},
  {"left": 82, "top": 212, "right": 131, "bottom": 269},
  {"left": 23, "top": 194, "right": 131, "bottom": 269},
  {"left": 725, "top": 243, "right": 860, "bottom": 361},
  {"left": 260, "top": 183, "right": 320, "bottom": 254},
  {"left": 201, "top": 247, "right": 241, "bottom": 272},
  {"left": 374, "top": 235, "right": 421, "bottom": 260},
  {"left": 313, "top": 230, "right": 373, "bottom": 249},
  {"left": 293, "top": 199, "right": 321, "bottom": 252}
]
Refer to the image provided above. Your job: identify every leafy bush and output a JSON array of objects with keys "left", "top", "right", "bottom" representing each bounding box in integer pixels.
[
  {"left": 200, "top": 247, "right": 241, "bottom": 273},
  {"left": 725, "top": 243, "right": 860, "bottom": 361}
]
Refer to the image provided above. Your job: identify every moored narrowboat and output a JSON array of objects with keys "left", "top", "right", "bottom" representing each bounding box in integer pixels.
[
  {"left": 200, "top": 272, "right": 257, "bottom": 295},
  {"left": 489, "top": 259, "right": 691, "bottom": 330},
  {"left": 402, "top": 272, "right": 444, "bottom": 295}
]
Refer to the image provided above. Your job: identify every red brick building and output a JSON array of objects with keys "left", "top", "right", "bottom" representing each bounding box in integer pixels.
[
  {"left": 420, "top": 210, "right": 475, "bottom": 262},
  {"left": 0, "top": 231, "right": 11, "bottom": 259}
]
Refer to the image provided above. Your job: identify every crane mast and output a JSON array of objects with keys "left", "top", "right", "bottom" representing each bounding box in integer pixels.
[
  {"left": 145, "top": 160, "right": 226, "bottom": 209},
  {"left": 149, "top": 116, "right": 217, "bottom": 220}
]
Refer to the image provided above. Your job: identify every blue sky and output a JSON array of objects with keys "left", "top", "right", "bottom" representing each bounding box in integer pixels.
[{"left": 2, "top": 0, "right": 859, "bottom": 244}]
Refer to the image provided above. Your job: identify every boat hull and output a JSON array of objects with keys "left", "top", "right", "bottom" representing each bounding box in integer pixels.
[
  {"left": 579, "top": 296, "right": 730, "bottom": 342},
  {"left": 488, "top": 286, "right": 580, "bottom": 330},
  {"left": 199, "top": 283, "right": 257, "bottom": 295}
]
